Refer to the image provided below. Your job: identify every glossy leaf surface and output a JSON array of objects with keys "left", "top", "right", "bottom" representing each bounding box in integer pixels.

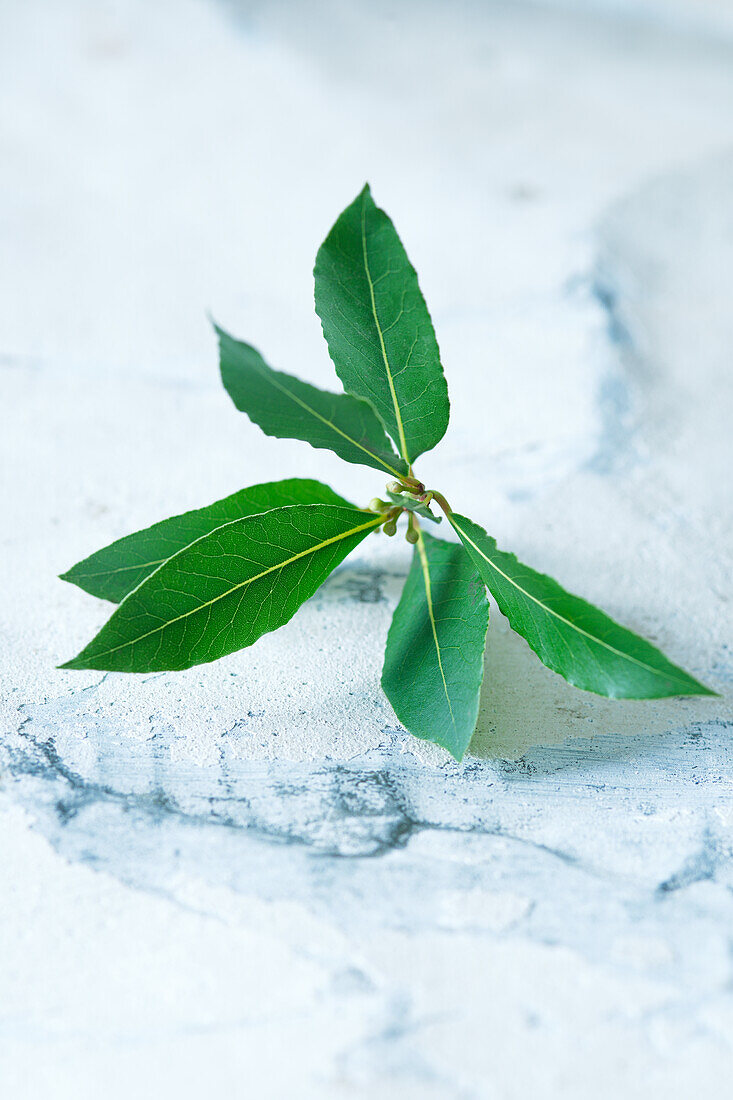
[
  {"left": 61, "top": 479, "right": 352, "bottom": 603},
  {"left": 61, "top": 505, "right": 381, "bottom": 672},
  {"left": 382, "top": 530, "right": 489, "bottom": 760},
  {"left": 314, "top": 185, "right": 449, "bottom": 464},
  {"left": 450, "top": 513, "right": 714, "bottom": 699},
  {"left": 217, "top": 326, "right": 407, "bottom": 477}
]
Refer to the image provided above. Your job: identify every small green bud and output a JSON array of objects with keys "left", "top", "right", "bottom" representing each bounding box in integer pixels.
[
  {"left": 383, "top": 519, "right": 397, "bottom": 536},
  {"left": 405, "top": 527, "right": 419, "bottom": 544},
  {"left": 369, "top": 498, "right": 389, "bottom": 513},
  {"left": 387, "top": 481, "right": 406, "bottom": 495}
]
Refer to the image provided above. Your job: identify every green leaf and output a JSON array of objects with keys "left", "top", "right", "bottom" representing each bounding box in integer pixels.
[
  {"left": 314, "top": 184, "right": 449, "bottom": 465},
  {"left": 382, "top": 530, "right": 489, "bottom": 760},
  {"left": 217, "top": 325, "right": 408, "bottom": 478},
  {"left": 450, "top": 513, "right": 715, "bottom": 699},
  {"left": 386, "top": 490, "right": 441, "bottom": 524},
  {"left": 61, "top": 505, "right": 382, "bottom": 672},
  {"left": 60, "top": 479, "right": 352, "bottom": 604}
]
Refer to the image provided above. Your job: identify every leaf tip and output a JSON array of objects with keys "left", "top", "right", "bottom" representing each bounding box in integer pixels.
[
  {"left": 358, "top": 182, "right": 376, "bottom": 210},
  {"left": 673, "top": 669, "right": 719, "bottom": 698},
  {"left": 58, "top": 643, "right": 100, "bottom": 670},
  {"left": 59, "top": 567, "right": 88, "bottom": 594},
  {"left": 693, "top": 681, "right": 721, "bottom": 698}
]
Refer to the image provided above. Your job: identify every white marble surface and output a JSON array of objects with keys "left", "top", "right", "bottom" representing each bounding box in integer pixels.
[{"left": 2, "top": 1, "right": 733, "bottom": 1096}]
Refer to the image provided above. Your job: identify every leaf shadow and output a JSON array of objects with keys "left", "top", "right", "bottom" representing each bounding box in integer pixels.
[{"left": 470, "top": 612, "right": 727, "bottom": 763}]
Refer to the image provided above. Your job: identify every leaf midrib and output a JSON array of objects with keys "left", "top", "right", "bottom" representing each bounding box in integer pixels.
[
  {"left": 450, "top": 515, "right": 694, "bottom": 688},
  {"left": 416, "top": 531, "right": 456, "bottom": 730},
  {"left": 79, "top": 512, "right": 382, "bottom": 662},
  {"left": 69, "top": 558, "right": 166, "bottom": 580},
  {"left": 360, "top": 196, "right": 411, "bottom": 465},
  {"left": 253, "top": 357, "right": 403, "bottom": 478}
]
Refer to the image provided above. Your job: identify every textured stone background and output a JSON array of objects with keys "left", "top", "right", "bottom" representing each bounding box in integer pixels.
[{"left": 2, "top": 1, "right": 732, "bottom": 1096}]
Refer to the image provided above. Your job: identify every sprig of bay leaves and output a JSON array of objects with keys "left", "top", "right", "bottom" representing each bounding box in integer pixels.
[{"left": 60, "top": 184, "right": 715, "bottom": 759}]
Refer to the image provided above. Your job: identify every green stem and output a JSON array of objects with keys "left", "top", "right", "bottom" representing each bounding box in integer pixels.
[{"left": 428, "top": 490, "right": 452, "bottom": 516}]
